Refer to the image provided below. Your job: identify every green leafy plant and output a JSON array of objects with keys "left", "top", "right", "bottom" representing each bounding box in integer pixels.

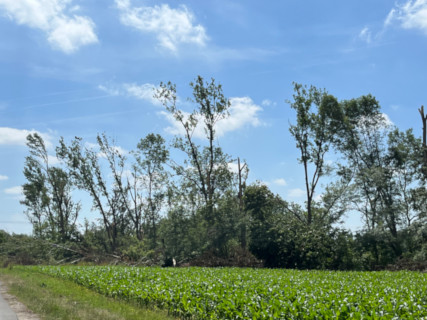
[{"left": 25, "top": 266, "right": 427, "bottom": 319}]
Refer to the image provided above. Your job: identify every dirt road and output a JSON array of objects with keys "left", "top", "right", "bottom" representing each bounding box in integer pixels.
[{"left": 0, "top": 281, "right": 39, "bottom": 320}]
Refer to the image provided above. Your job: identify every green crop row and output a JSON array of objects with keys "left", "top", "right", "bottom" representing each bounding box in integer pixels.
[{"left": 27, "top": 266, "right": 426, "bottom": 319}]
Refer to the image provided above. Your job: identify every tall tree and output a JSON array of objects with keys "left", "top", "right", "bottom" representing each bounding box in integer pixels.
[
  {"left": 155, "top": 76, "right": 233, "bottom": 230},
  {"left": 57, "top": 135, "right": 128, "bottom": 251},
  {"left": 133, "top": 133, "right": 169, "bottom": 247},
  {"left": 338, "top": 96, "right": 425, "bottom": 257},
  {"left": 22, "top": 133, "right": 79, "bottom": 241},
  {"left": 387, "top": 128, "right": 425, "bottom": 227},
  {"left": 288, "top": 83, "right": 342, "bottom": 225},
  {"left": 236, "top": 157, "right": 249, "bottom": 249}
]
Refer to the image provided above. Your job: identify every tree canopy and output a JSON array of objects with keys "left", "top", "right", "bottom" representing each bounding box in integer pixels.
[{"left": 13, "top": 77, "right": 427, "bottom": 270}]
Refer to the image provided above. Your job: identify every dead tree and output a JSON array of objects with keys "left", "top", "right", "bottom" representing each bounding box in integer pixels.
[
  {"left": 419, "top": 106, "right": 427, "bottom": 179},
  {"left": 237, "top": 157, "right": 248, "bottom": 249}
]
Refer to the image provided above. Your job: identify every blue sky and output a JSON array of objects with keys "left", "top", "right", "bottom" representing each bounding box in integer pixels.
[{"left": 1, "top": 0, "right": 426, "bottom": 234}]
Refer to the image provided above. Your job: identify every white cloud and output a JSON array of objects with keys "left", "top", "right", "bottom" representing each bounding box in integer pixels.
[
  {"left": 98, "top": 82, "right": 160, "bottom": 105},
  {"left": 0, "top": 175, "right": 8, "bottom": 181},
  {"left": 0, "top": 0, "right": 98, "bottom": 53},
  {"left": 115, "top": 0, "right": 207, "bottom": 52},
  {"left": 384, "top": 9, "right": 396, "bottom": 27},
  {"left": 227, "top": 161, "right": 248, "bottom": 174},
  {"left": 98, "top": 85, "right": 120, "bottom": 96},
  {"left": 0, "top": 127, "right": 53, "bottom": 148},
  {"left": 123, "top": 83, "right": 160, "bottom": 105},
  {"left": 385, "top": 0, "right": 427, "bottom": 34},
  {"left": 356, "top": 113, "right": 393, "bottom": 131},
  {"left": 162, "top": 96, "right": 263, "bottom": 138},
  {"left": 160, "top": 110, "right": 194, "bottom": 136},
  {"left": 48, "top": 155, "right": 60, "bottom": 165},
  {"left": 105, "top": 145, "right": 127, "bottom": 157},
  {"left": 359, "top": 27, "right": 372, "bottom": 43},
  {"left": 258, "top": 181, "right": 270, "bottom": 187},
  {"left": 381, "top": 113, "right": 394, "bottom": 126},
  {"left": 4, "top": 186, "right": 23, "bottom": 195},
  {"left": 288, "top": 188, "right": 306, "bottom": 199},
  {"left": 261, "top": 99, "right": 277, "bottom": 107},
  {"left": 100, "top": 84, "right": 263, "bottom": 138},
  {"left": 218, "top": 97, "right": 263, "bottom": 136},
  {"left": 47, "top": 15, "right": 97, "bottom": 53},
  {"left": 272, "top": 178, "right": 287, "bottom": 186},
  {"left": 227, "top": 162, "right": 239, "bottom": 174}
]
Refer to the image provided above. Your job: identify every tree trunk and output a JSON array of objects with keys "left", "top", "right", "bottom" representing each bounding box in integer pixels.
[
  {"left": 419, "top": 106, "right": 427, "bottom": 179},
  {"left": 237, "top": 158, "right": 247, "bottom": 249}
]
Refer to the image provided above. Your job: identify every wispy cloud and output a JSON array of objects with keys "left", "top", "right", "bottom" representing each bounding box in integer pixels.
[
  {"left": 123, "top": 83, "right": 160, "bottom": 105},
  {"left": 0, "top": 0, "right": 98, "bottom": 53},
  {"left": 359, "top": 27, "right": 372, "bottom": 43},
  {"left": 161, "top": 96, "right": 263, "bottom": 138},
  {"left": 115, "top": 0, "right": 207, "bottom": 52},
  {"left": 0, "top": 127, "right": 54, "bottom": 148},
  {"left": 261, "top": 99, "right": 277, "bottom": 107},
  {"left": 357, "top": 1, "right": 427, "bottom": 45},
  {"left": 0, "top": 175, "right": 8, "bottom": 181},
  {"left": 385, "top": 0, "right": 427, "bottom": 34},
  {"left": 272, "top": 178, "right": 287, "bottom": 186},
  {"left": 4, "top": 186, "right": 23, "bottom": 195},
  {"left": 98, "top": 83, "right": 160, "bottom": 105}
]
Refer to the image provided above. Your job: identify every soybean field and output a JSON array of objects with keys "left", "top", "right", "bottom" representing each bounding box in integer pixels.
[{"left": 26, "top": 266, "right": 426, "bottom": 319}]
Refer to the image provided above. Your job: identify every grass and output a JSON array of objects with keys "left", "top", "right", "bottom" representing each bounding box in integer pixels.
[{"left": 0, "top": 266, "right": 174, "bottom": 320}]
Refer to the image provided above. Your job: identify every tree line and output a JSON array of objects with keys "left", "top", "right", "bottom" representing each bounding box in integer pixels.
[{"left": 11, "top": 76, "right": 427, "bottom": 270}]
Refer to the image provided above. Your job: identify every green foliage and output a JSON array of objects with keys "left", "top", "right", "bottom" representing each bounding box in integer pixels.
[
  {"left": 288, "top": 83, "right": 344, "bottom": 225},
  {"left": 335, "top": 97, "right": 426, "bottom": 260},
  {"left": 244, "top": 183, "right": 285, "bottom": 267},
  {"left": 22, "top": 133, "right": 79, "bottom": 241},
  {"left": 158, "top": 206, "right": 206, "bottom": 263},
  {"left": 0, "top": 231, "right": 81, "bottom": 266},
  {"left": 30, "top": 266, "right": 427, "bottom": 319},
  {"left": 16, "top": 79, "right": 427, "bottom": 270},
  {"left": 132, "top": 133, "right": 170, "bottom": 246},
  {"left": 244, "top": 183, "right": 357, "bottom": 269},
  {"left": 57, "top": 134, "right": 130, "bottom": 251},
  {"left": 156, "top": 76, "right": 233, "bottom": 221}
]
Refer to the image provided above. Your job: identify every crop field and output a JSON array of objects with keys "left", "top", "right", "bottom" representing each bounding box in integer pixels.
[{"left": 27, "top": 266, "right": 426, "bottom": 319}]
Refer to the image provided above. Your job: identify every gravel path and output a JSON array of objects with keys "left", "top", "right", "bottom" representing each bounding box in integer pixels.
[{"left": 0, "top": 281, "right": 39, "bottom": 320}]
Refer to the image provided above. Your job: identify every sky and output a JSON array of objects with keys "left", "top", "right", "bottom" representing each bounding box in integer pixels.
[{"left": 1, "top": 0, "right": 427, "bottom": 234}]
